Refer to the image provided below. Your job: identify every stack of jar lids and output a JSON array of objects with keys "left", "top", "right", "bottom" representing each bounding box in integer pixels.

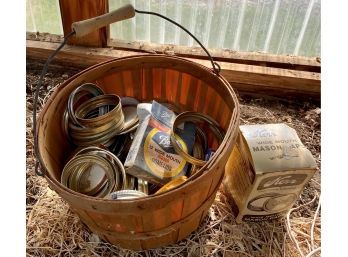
[
  {"left": 61, "top": 146, "right": 127, "bottom": 198},
  {"left": 60, "top": 95, "right": 227, "bottom": 199},
  {"left": 63, "top": 83, "right": 139, "bottom": 146}
]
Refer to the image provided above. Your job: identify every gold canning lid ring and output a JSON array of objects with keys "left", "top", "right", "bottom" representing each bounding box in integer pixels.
[
  {"left": 75, "top": 94, "right": 123, "bottom": 126},
  {"left": 69, "top": 116, "right": 124, "bottom": 146},
  {"left": 62, "top": 107, "right": 73, "bottom": 143},
  {"left": 155, "top": 176, "right": 188, "bottom": 194},
  {"left": 72, "top": 146, "right": 126, "bottom": 191},
  {"left": 69, "top": 115, "right": 124, "bottom": 137},
  {"left": 67, "top": 94, "right": 125, "bottom": 146},
  {"left": 170, "top": 111, "right": 225, "bottom": 167},
  {"left": 117, "top": 120, "right": 139, "bottom": 136},
  {"left": 71, "top": 125, "right": 123, "bottom": 146},
  {"left": 61, "top": 154, "right": 116, "bottom": 198},
  {"left": 124, "top": 174, "right": 136, "bottom": 190},
  {"left": 74, "top": 162, "right": 108, "bottom": 195},
  {"left": 195, "top": 126, "right": 208, "bottom": 153},
  {"left": 68, "top": 83, "right": 105, "bottom": 126},
  {"left": 61, "top": 148, "right": 126, "bottom": 197},
  {"left": 137, "top": 178, "right": 149, "bottom": 195},
  {"left": 190, "top": 141, "right": 205, "bottom": 176}
]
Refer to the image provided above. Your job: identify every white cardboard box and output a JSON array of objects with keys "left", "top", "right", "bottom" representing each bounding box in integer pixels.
[{"left": 223, "top": 123, "right": 318, "bottom": 223}]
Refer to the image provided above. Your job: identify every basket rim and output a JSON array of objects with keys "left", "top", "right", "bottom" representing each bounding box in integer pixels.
[{"left": 38, "top": 54, "right": 240, "bottom": 204}]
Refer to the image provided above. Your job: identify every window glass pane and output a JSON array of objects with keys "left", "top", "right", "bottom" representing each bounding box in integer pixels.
[
  {"left": 108, "top": 0, "right": 320, "bottom": 57},
  {"left": 26, "top": 0, "right": 320, "bottom": 57},
  {"left": 26, "top": 0, "right": 63, "bottom": 35}
]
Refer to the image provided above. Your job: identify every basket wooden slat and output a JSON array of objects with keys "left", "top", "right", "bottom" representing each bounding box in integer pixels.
[{"left": 38, "top": 54, "right": 240, "bottom": 250}]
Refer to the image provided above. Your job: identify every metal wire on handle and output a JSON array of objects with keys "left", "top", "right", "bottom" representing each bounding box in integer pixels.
[
  {"left": 134, "top": 9, "right": 221, "bottom": 74},
  {"left": 33, "top": 31, "right": 75, "bottom": 176},
  {"left": 32, "top": 5, "right": 221, "bottom": 176}
]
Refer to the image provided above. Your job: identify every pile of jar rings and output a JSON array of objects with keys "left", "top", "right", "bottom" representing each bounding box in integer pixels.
[{"left": 61, "top": 83, "right": 225, "bottom": 200}]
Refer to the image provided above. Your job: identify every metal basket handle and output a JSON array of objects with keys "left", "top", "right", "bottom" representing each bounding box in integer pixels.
[{"left": 71, "top": 4, "right": 221, "bottom": 74}]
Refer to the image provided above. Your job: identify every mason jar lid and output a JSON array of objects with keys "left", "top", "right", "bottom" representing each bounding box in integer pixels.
[
  {"left": 77, "top": 162, "right": 108, "bottom": 195},
  {"left": 61, "top": 154, "right": 115, "bottom": 198},
  {"left": 109, "top": 190, "right": 147, "bottom": 200},
  {"left": 61, "top": 148, "right": 127, "bottom": 198}
]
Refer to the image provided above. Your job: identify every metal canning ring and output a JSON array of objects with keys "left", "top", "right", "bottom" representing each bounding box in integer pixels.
[
  {"left": 61, "top": 148, "right": 127, "bottom": 197},
  {"left": 62, "top": 107, "right": 73, "bottom": 143},
  {"left": 189, "top": 141, "right": 205, "bottom": 176},
  {"left": 196, "top": 126, "right": 208, "bottom": 153},
  {"left": 116, "top": 121, "right": 139, "bottom": 136},
  {"left": 101, "top": 136, "right": 117, "bottom": 148},
  {"left": 78, "top": 167, "right": 108, "bottom": 195},
  {"left": 67, "top": 83, "right": 106, "bottom": 126},
  {"left": 137, "top": 178, "right": 149, "bottom": 195},
  {"left": 75, "top": 94, "right": 123, "bottom": 126},
  {"left": 170, "top": 111, "right": 225, "bottom": 167},
  {"left": 71, "top": 124, "right": 123, "bottom": 146},
  {"left": 68, "top": 115, "right": 124, "bottom": 138},
  {"left": 61, "top": 154, "right": 116, "bottom": 198},
  {"left": 67, "top": 94, "right": 125, "bottom": 146},
  {"left": 73, "top": 146, "right": 126, "bottom": 190},
  {"left": 108, "top": 190, "right": 147, "bottom": 200},
  {"left": 124, "top": 174, "right": 136, "bottom": 190}
]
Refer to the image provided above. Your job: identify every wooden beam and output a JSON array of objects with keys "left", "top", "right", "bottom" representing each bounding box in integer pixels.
[
  {"left": 108, "top": 39, "right": 321, "bottom": 73},
  {"left": 59, "top": 0, "right": 107, "bottom": 47},
  {"left": 26, "top": 32, "right": 320, "bottom": 73},
  {"left": 26, "top": 40, "right": 320, "bottom": 101}
]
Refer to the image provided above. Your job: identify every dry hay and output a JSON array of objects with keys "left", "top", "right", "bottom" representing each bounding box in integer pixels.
[{"left": 26, "top": 65, "right": 321, "bottom": 257}]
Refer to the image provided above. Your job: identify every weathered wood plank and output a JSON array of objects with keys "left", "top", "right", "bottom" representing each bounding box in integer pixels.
[
  {"left": 59, "top": 0, "right": 107, "bottom": 47},
  {"left": 26, "top": 32, "right": 320, "bottom": 72},
  {"left": 108, "top": 39, "right": 321, "bottom": 72},
  {"left": 26, "top": 40, "right": 320, "bottom": 101}
]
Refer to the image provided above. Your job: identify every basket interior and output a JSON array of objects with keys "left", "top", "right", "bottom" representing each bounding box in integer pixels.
[{"left": 39, "top": 56, "right": 237, "bottom": 181}]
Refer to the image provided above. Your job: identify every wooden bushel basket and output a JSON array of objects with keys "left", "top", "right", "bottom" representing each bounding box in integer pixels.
[{"left": 37, "top": 54, "right": 240, "bottom": 250}]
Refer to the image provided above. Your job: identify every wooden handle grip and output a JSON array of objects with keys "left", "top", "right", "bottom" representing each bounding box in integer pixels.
[{"left": 72, "top": 4, "right": 135, "bottom": 37}]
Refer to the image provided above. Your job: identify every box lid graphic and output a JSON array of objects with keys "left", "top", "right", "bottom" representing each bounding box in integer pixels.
[{"left": 239, "top": 123, "right": 317, "bottom": 174}]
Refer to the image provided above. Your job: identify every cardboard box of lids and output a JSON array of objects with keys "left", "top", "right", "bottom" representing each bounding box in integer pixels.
[{"left": 223, "top": 123, "right": 318, "bottom": 223}]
